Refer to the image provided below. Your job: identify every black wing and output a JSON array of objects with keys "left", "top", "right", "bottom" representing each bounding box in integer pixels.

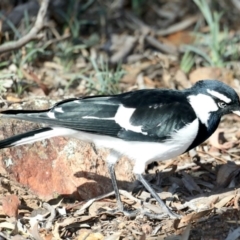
[{"left": 1, "top": 89, "right": 197, "bottom": 142}]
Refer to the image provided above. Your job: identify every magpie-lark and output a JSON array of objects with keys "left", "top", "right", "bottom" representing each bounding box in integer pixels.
[{"left": 0, "top": 80, "right": 240, "bottom": 219}]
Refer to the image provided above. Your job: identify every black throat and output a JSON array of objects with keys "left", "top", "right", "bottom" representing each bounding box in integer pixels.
[{"left": 186, "top": 114, "right": 220, "bottom": 152}]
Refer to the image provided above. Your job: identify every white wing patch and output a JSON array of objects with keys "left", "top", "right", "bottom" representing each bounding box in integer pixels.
[
  {"left": 188, "top": 94, "right": 218, "bottom": 126},
  {"left": 74, "top": 100, "right": 82, "bottom": 104},
  {"left": 55, "top": 107, "right": 64, "bottom": 113},
  {"left": 47, "top": 111, "right": 55, "bottom": 119},
  {"left": 207, "top": 89, "right": 231, "bottom": 103},
  {"left": 82, "top": 116, "right": 114, "bottom": 120},
  {"left": 115, "top": 105, "right": 147, "bottom": 134},
  {"left": 81, "top": 104, "right": 147, "bottom": 135}
]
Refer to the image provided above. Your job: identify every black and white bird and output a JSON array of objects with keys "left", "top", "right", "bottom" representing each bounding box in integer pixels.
[{"left": 0, "top": 80, "right": 240, "bottom": 219}]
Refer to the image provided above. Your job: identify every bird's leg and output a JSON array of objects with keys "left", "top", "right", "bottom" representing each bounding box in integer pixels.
[
  {"left": 107, "top": 162, "right": 124, "bottom": 211},
  {"left": 106, "top": 151, "right": 140, "bottom": 217},
  {"left": 135, "top": 173, "right": 180, "bottom": 219}
]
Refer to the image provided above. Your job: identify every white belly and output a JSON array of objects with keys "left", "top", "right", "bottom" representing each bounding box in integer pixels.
[{"left": 70, "top": 119, "right": 199, "bottom": 174}]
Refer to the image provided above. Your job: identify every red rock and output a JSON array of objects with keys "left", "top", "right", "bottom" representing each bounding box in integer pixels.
[
  {"left": 2, "top": 194, "right": 20, "bottom": 218},
  {"left": 0, "top": 99, "right": 134, "bottom": 200}
]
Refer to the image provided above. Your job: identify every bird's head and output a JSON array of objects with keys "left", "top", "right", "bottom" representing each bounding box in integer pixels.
[{"left": 186, "top": 80, "right": 240, "bottom": 127}]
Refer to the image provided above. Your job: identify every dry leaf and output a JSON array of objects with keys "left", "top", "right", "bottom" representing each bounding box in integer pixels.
[
  {"left": 216, "top": 162, "right": 240, "bottom": 188},
  {"left": 21, "top": 68, "right": 50, "bottom": 95},
  {"left": 0, "top": 221, "right": 15, "bottom": 230},
  {"left": 235, "top": 130, "right": 240, "bottom": 139},
  {"left": 166, "top": 31, "right": 195, "bottom": 46},
  {"left": 225, "top": 227, "right": 240, "bottom": 240},
  {"left": 103, "top": 232, "right": 121, "bottom": 240},
  {"left": 177, "top": 210, "right": 212, "bottom": 228},
  {"left": 10, "top": 235, "right": 26, "bottom": 240},
  {"left": 2, "top": 194, "right": 20, "bottom": 218},
  {"left": 110, "top": 35, "right": 137, "bottom": 64},
  {"left": 209, "top": 129, "right": 235, "bottom": 150},
  {"left": 43, "top": 233, "right": 53, "bottom": 240},
  {"left": 78, "top": 229, "right": 92, "bottom": 240},
  {"left": 183, "top": 195, "right": 218, "bottom": 211},
  {"left": 86, "top": 233, "right": 104, "bottom": 240},
  {"left": 214, "top": 195, "right": 234, "bottom": 209},
  {"left": 121, "top": 62, "right": 151, "bottom": 84},
  {"left": 139, "top": 233, "right": 146, "bottom": 240},
  {"left": 189, "top": 67, "right": 233, "bottom": 84},
  {"left": 28, "top": 222, "right": 43, "bottom": 240},
  {"left": 234, "top": 194, "right": 240, "bottom": 210},
  {"left": 141, "top": 223, "right": 152, "bottom": 235},
  {"left": 181, "top": 172, "right": 202, "bottom": 194},
  {"left": 88, "top": 201, "right": 111, "bottom": 216},
  {"left": 175, "top": 70, "right": 191, "bottom": 89},
  {"left": 6, "top": 95, "right": 22, "bottom": 103},
  {"left": 78, "top": 229, "right": 104, "bottom": 240}
]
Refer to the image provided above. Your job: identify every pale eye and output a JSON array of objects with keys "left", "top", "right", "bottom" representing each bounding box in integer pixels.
[{"left": 218, "top": 101, "right": 227, "bottom": 108}]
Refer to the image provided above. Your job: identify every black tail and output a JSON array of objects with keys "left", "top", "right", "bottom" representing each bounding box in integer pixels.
[
  {"left": 1, "top": 109, "right": 49, "bottom": 114},
  {"left": 0, "top": 127, "right": 53, "bottom": 149}
]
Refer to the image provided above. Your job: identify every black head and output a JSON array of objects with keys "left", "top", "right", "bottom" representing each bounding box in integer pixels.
[{"left": 185, "top": 80, "right": 240, "bottom": 127}]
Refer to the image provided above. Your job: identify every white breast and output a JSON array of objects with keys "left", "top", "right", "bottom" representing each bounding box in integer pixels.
[{"left": 67, "top": 118, "right": 199, "bottom": 174}]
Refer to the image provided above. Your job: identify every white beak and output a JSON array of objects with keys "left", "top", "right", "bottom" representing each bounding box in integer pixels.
[{"left": 233, "top": 110, "right": 240, "bottom": 116}]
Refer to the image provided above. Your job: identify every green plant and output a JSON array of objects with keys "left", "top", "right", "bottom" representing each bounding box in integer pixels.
[
  {"left": 180, "top": 51, "right": 195, "bottom": 74},
  {"left": 131, "top": 0, "right": 145, "bottom": 16},
  {"left": 193, "top": 0, "right": 225, "bottom": 67},
  {"left": 12, "top": 78, "right": 31, "bottom": 96},
  {"left": 180, "top": 0, "right": 237, "bottom": 72},
  {"left": 76, "top": 56, "right": 125, "bottom": 95},
  {"left": 0, "top": 12, "right": 21, "bottom": 39}
]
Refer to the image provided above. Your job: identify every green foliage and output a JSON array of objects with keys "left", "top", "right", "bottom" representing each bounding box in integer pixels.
[
  {"left": 56, "top": 34, "right": 99, "bottom": 71},
  {"left": 180, "top": 51, "right": 195, "bottom": 74},
  {"left": 131, "top": 0, "right": 146, "bottom": 16},
  {"left": 181, "top": 0, "right": 239, "bottom": 73},
  {"left": 77, "top": 56, "right": 125, "bottom": 95},
  {"left": 193, "top": 0, "right": 224, "bottom": 67},
  {"left": 12, "top": 81, "right": 30, "bottom": 96},
  {"left": 0, "top": 12, "right": 21, "bottom": 39}
]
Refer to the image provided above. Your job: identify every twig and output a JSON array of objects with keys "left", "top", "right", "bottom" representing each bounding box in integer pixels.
[
  {"left": 110, "top": 36, "right": 137, "bottom": 64},
  {"left": 124, "top": 11, "right": 151, "bottom": 34},
  {"left": 0, "top": 0, "right": 50, "bottom": 54},
  {"left": 145, "top": 35, "right": 178, "bottom": 55},
  {"left": 197, "top": 149, "right": 228, "bottom": 163},
  {"left": 157, "top": 15, "right": 200, "bottom": 36}
]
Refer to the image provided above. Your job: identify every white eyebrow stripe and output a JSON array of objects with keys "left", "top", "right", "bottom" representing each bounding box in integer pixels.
[{"left": 207, "top": 89, "right": 231, "bottom": 103}]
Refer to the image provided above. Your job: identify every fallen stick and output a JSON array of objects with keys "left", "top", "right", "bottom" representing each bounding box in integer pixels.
[{"left": 0, "top": 0, "right": 50, "bottom": 54}]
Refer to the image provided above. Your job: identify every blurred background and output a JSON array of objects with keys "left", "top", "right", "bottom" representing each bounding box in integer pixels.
[{"left": 1, "top": 0, "right": 240, "bottom": 100}]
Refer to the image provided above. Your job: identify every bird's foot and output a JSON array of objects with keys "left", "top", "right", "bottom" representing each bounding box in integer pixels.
[
  {"left": 104, "top": 207, "right": 180, "bottom": 219},
  {"left": 141, "top": 210, "right": 181, "bottom": 220},
  {"left": 104, "top": 207, "right": 140, "bottom": 218},
  {"left": 100, "top": 201, "right": 180, "bottom": 219},
  {"left": 155, "top": 203, "right": 181, "bottom": 219},
  {"left": 166, "top": 210, "right": 181, "bottom": 219}
]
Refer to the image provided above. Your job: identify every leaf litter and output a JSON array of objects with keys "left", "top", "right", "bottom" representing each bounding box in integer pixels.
[
  {"left": 2, "top": 120, "right": 240, "bottom": 239},
  {"left": 2, "top": 102, "right": 240, "bottom": 239}
]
